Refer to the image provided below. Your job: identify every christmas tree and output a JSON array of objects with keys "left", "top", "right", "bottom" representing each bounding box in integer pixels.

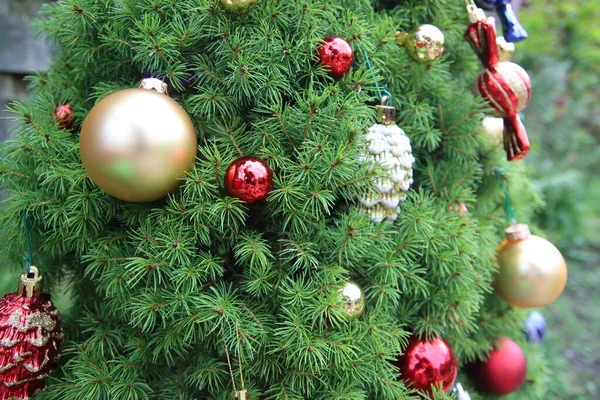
[{"left": 0, "top": 0, "right": 566, "bottom": 399}]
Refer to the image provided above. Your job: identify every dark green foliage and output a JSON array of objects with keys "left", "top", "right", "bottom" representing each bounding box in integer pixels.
[{"left": 0, "top": 0, "right": 550, "bottom": 399}]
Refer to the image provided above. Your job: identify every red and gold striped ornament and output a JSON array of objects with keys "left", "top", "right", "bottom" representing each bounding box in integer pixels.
[
  {"left": 465, "top": 14, "right": 531, "bottom": 160},
  {"left": 0, "top": 267, "right": 63, "bottom": 400}
]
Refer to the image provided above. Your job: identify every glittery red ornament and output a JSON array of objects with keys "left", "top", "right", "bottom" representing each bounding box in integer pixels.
[
  {"left": 0, "top": 267, "right": 63, "bottom": 400},
  {"left": 317, "top": 36, "right": 354, "bottom": 79},
  {"left": 224, "top": 156, "right": 273, "bottom": 204},
  {"left": 54, "top": 104, "right": 74, "bottom": 130},
  {"left": 465, "top": 17, "right": 531, "bottom": 161},
  {"left": 396, "top": 336, "right": 458, "bottom": 397},
  {"left": 468, "top": 338, "right": 527, "bottom": 395}
]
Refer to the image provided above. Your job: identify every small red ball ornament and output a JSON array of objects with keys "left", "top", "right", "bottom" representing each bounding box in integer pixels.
[
  {"left": 317, "top": 36, "right": 354, "bottom": 79},
  {"left": 54, "top": 104, "right": 74, "bottom": 130},
  {"left": 0, "top": 267, "right": 63, "bottom": 400},
  {"left": 224, "top": 156, "right": 273, "bottom": 203},
  {"left": 396, "top": 336, "right": 458, "bottom": 397},
  {"left": 468, "top": 338, "right": 527, "bottom": 395}
]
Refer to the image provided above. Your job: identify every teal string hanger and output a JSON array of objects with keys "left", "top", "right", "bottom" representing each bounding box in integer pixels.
[
  {"left": 495, "top": 168, "right": 517, "bottom": 225},
  {"left": 22, "top": 207, "right": 34, "bottom": 274},
  {"left": 358, "top": 45, "right": 392, "bottom": 105}
]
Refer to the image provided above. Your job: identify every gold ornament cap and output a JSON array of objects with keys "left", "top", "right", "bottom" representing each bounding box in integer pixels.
[
  {"left": 376, "top": 96, "right": 396, "bottom": 125},
  {"left": 505, "top": 224, "right": 531, "bottom": 242},
  {"left": 138, "top": 78, "right": 169, "bottom": 95},
  {"left": 235, "top": 390, "right": 249, "bottom": 400},
  {"left": 496, "top": 37, "right": 515, "bottom": 62},
  {"left": 18, "top": 266, "right": 43, "bottom": 298}
]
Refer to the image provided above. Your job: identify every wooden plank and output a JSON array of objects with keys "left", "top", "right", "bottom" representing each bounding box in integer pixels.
[{"left": 0, "top": 13, "right": 51, "bottom": 73}]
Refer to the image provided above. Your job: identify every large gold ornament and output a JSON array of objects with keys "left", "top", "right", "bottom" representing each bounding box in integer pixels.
[
  {"left": 80, "top": 80, "right": 197, "bottom": 202},
  {"left": 494, "top": 224, "right": 568, "bottom": 308},
  {"left": 396, "top": 24, "right": 445, "bottom": 62},
  {"left": 220, "top": 0, "right": 257, "bottom": 13},
  {"left": 338, "top": 281, "right": 365, "bottom": 319}
]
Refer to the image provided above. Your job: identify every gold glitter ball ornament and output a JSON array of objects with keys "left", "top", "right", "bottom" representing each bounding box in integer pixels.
[
  {"left": 396, "top": 24, "right": 445, "bottom": 62},
  {"left": 338, "top": 281, "right": 365, "bottom": 319},
  {"left": 80, "top": 80, "right": 197, "bottom": 202},
  {"left": 494, "top": 224, "right": 568, "bottom": 308},
  {"left": 220, "top": 0, "right": 257, "bottom": 13}
]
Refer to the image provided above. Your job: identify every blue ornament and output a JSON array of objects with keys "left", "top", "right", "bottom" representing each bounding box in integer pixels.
[
  {"left": 524, "top": 311, "right": 547, "bottom": 343},
  {"left": 475, "top": 0, "right": 528, "bottom": 42}
]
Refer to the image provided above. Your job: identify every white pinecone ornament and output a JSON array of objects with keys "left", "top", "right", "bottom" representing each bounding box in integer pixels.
[{"left": 358, "top": 101, "right": 415, "bottom": 223}]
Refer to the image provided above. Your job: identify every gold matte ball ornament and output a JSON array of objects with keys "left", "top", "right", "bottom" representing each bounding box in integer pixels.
[
  {"left": 220, "top": 0, "right": 257, "bottom": 13},
  {"left": 494, "top": 224, "right": 568, "bottom": 308},
  {"left": 396, "top": 24, "right": 445, "bottom": 62},
  {"left": 80, "top": 81, "right": 197, "bottom": 203}
]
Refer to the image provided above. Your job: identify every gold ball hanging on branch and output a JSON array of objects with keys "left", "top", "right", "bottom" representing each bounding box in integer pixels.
[
  {"left": 494, "top": 224, "right": 568, "bottom": 308},
  {"left": 338, "top": 281, "right": 365, "bottom": 319},
  {"left": 396, "top": 24, "right": 445, "bottom": 63},
  {"left": 80, "top": 79, "right": 197, "bottom": 203},
  {"left": 220, "top": 0, "right": 257, "bottom": 13}
]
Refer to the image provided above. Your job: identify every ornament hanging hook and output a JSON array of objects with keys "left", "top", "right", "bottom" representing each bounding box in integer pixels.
[
  {"left": 464, "top": 0, "right": 486, "bottom": 22},
  {"left": 22, "top": 206, "right": 33, "bottom": 274}
]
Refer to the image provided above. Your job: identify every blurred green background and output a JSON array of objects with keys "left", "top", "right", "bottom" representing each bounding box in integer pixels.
[
  {"left": 516, "top": 0, "right": 600, "bottom": 398},
  {"left": 0, "top": 0, "right": 598, "bottom": 398}
]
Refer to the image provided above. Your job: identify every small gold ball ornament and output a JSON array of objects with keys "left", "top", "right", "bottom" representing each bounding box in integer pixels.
[
  {"left": 494, "top": 224, "right": 568, "bottom": 308},
  {"left": 80, "top": 79, "right": 197, "bottom": 202},
  {"left": 338, "top": 281, "right": 365, "bottom": 319},
  {"left": 220, "top": 0, "right": 257, "bottom": 13},
  {"left": 396, "top": 24, "right": 445, "bottom": 63},
  {"left": 481, "top": 116, "right": 504, "bottom": 142}
]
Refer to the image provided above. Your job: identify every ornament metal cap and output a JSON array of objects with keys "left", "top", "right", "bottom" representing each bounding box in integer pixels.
[
  {"left": 18, "top": 265, "right": 43, "bottom": 298},
  {"left": 138, "top": 78, "right": 169, "bottom": 95},
  {"left": 504, "top": 224, "right": 531, "bottom": 241},
  {"left": 376, "top": 96, "right": 396, "bottom": 125},
  {"left": 235, "top": 389, "right": 249, "bottom": 400},
  {"left": 496, "top": 37, "right": 515, "bottom": 62}
]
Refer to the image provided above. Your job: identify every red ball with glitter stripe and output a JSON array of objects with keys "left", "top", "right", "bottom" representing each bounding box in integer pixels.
[
  {"left": 0, "top": 267, "right": 62, "bottom": 400},
  {"left": 474, "top": 62, "right": 531, "bottom": 118}
]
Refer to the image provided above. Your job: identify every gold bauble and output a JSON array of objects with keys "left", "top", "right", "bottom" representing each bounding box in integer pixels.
[
  {"left": 338, "top": 281, "right": 365, "bottom": 319},
  {"left": 220, "top": 0, "right": 257, "bottom": 13},
  {"left": 481, "top": 116, "right": 504, "bottom": 142},
  {"left": 396, "top": 24, "right": 445, "bottom": 63},
  {"left": 80, "top": 87, "right": 197, "bottom": 202},
  {"left": 494, "top": 224, "right": 568, "bottom": 308}
]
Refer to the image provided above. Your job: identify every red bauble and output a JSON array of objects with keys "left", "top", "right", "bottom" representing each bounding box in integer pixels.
[
  {"left": 465, "top": 17, "right": 532, "bottom": 161},
  {"left": 396, "top": 336, "right": 458, "bottom": 397},
  {"left": 468, "top": 338, "right": 527, "bottom": 395},
  {"left": 0, "top": 267, "right": 63, "bottom": 400},
  {"left": 54, "top": 104, "right": 74, "bottom": 130},
  {"left": 224, "top": 156, "right": 273, "bottom": 204},
  {"left": 317, "top": 36, "right": 354, "bottom": 79}
]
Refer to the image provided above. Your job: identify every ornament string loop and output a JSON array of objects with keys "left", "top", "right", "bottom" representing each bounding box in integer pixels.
[
  {"left": 359, "top": 46, "right": 392, "bottom": 105},
  {"left": 495, "top": 168, "right": 517, "bottom": 225},
  {"left": 22, "top": 207, "right": 34, "bottom": 274},
  {"left": 223, "top": 325, "right": 247, "bottom": 399}
]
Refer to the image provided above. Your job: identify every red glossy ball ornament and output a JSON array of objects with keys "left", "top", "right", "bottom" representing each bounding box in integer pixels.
[
  {"left": 224, "top": 156, "right": 273, "bottom": 203},
  {"left": 468, "top": 338, "right": 527, "bottom": 395},
  {"left": 55, "top": 103, "right": 74, "bottom": 130},
  {"left": 317, "top": 36, "right": 354, "bottom": 79},
  {"left": 396, "top": 336, "right": 458, "bottom": 397}
]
